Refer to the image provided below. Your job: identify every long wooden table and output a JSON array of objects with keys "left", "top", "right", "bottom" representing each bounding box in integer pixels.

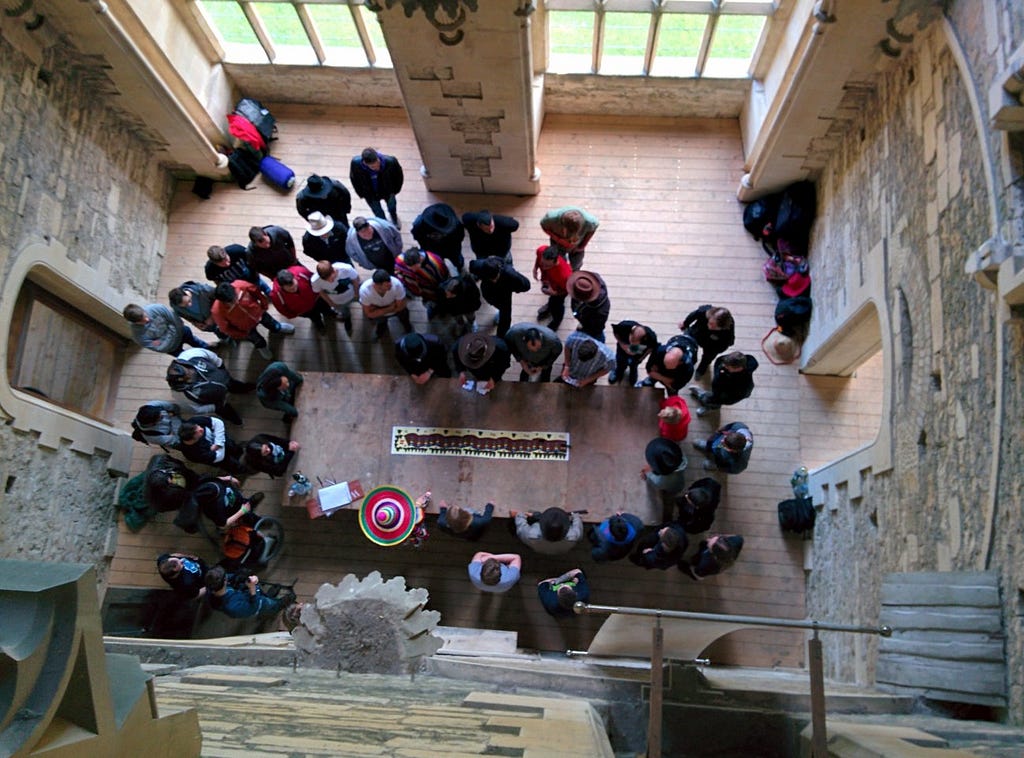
[{"left": 284, "top": 372, "right": 668, "bottom": 523}]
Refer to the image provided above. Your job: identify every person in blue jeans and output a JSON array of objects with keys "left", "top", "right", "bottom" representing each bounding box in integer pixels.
[{"left": 205, "top": 566, "right": 293, "bottom": 619}]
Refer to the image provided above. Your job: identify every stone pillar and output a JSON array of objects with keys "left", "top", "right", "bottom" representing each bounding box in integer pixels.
[{"left": 367, "top": 0, "right": 542, "bottom": 195}]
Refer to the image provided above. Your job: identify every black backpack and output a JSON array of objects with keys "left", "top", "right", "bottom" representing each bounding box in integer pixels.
[
  {"left": 742, "top": 193, "right": 781, "bottom": 243},
  {"left": 234, "top": 97, "right": 277, "bottom": 147},
  {"left": 774, "top": 181, "right": 817, "bottom": 253},
  {"left": 227, "top": 143, "right": 262, "bottom": 189},
  {"left": 778, "top": 496, "right": 816, "bottom": 534},
  {"left": 775, "top": 296, "right": 813, "bottom": 337}
]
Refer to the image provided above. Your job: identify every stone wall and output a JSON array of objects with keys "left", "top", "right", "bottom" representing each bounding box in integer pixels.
[
  {"left": 0, "top": 30, "right": 174, "bottom": 585},
  {"left": 806, "top": 0, "right": 1024, "bottom": 721}
]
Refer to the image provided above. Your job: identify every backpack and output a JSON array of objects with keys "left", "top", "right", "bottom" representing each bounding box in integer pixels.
[
  {"left": 778, "top": 496, "right": 816, "bottom": 534},
  {"left": 234, "top": 97, "right": 277, "bottom": 147},
  {"left": 775, "top": 296, "right": 813, "bottom": 336},
  {"left": 774, "top": 181, "right": 816, "bottom": 252},
  {"left": 131, "top": 404, "right": 181, "bottom": 448},
  {"left": 227, "top": 143, "right": 263, "bottom": 189},
  {"left": 144, "top": 454, "right": 197, "bottom": 513},
  {"left": 742, "top": 194, "right": 781, "bottom": 242}
]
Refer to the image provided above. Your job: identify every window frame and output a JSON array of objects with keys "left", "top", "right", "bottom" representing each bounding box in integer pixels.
[{"left": 546, "top": 0, "right": 774, "bottom": 78}]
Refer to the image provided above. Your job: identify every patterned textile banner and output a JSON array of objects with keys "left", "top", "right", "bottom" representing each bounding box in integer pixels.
[{"left": 391, "top": 426, "right": 570, "bottom": 461}]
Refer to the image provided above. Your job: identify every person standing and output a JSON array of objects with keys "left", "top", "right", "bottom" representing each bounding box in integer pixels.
[
  {"left": 680, "top": 305, "right": 736, "bottom": 378},
  {"left": 350, "top": 147, "right": 404, "bottom": 228},
  {"left": 256, "top": 362, "right": 303, "bottom": 422},
  {"left": 394, "top": 247, "right": 449, "bottom": 313},
  {"left": 452, "top": 333, "right": 512, "bottom": 396},
  {"left": 311, "top": 259, "right": 361, "bottom": 335},
  {"left": 468, "top": 551, "right": 521, "bottom": 593},
  {"left": 302, "top": 211, "right": 352, "bottom": 265},
  {"left": 537, "top": 568, "right": 590, "bottom": 617},
  {"left": 247, "top": 224, "right": 298, "bottom": 279},
  {"left": 123, "top": 302, "right": 210, "bottom": 354},
  {"left": 205, "top": 244, "right": 270, "bottom": 295},
  {"left": 462, "top": 210, "right": 519, "bottom": 265},
  {"left": 505, "top": 323, "right": 561, "bottom": 383},
  {"left": 468, "top": 256, "right": 531, "bottom": 339},
  {"left": 513, "top": 507, "right": 584, "bottom": 555},
  {"left": 567, "top": 271, "right": 611, "bottom": 342},
  {"left": 270, "top": 265, "right": 333, "bottom": 334},
  {"left": 394, "top": 332, "right": 451, "bottom": 385},
  {"left": 588, "top": 513, "right": 643, "bottom": 563},
  {"left": 359, "top": 269, "right": 413, "bottom": 341},
  {"left": 346, "top": 216, "right": 402, "bottom": 274},
  {"left": 533, "top": 245, "right": 572, "bottom": 331},
  {"left": 295, "top": 173, "right": 351, "bottom": 227},
  {"left": 694, "top": 422, "right": 754, "bottom": 474},
  {"left": 689, "top": 351, "right": 759, "bottom": 416},
  {"left": 540, "top": 206, "right": 599, "bottom": 270},
  {"left": 609, "top": 320, "right": 658, "bottom": 386},
  {"left": 411, "top": 203, "right": 465, "bottom": 271},
  {"left": 558, "top": 331, "right": 615, "bottom": 387},
  {"left": 438, "top": 501, "right": 494, "bottom": 541},
  {"left": 211, "top": 280, "right": 294, "bottom": 360}
]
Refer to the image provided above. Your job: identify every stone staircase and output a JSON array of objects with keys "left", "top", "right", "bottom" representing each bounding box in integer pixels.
[{"left": 149, "top": 664, "right": 613, "bottom": 757}]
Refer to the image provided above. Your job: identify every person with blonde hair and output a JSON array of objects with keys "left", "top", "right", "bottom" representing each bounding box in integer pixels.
[
  {"left": 657, "top": 396, "right": 691, "bottom": 442},
  {"left": 438, "top": 501, "right": 494, "bottom": 541}
]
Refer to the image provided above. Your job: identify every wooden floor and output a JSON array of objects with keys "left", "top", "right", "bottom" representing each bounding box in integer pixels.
[{"left": 108, "top": 106, "right": 883, "bottom": 668}]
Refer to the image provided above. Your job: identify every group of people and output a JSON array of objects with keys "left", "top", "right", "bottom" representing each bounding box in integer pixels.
[{"left": 124, "top": 143, "right": 764, "bottom": 626}]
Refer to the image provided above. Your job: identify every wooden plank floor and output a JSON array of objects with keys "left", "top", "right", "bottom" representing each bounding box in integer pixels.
[{"left": 108, "top": 106, "right": 878, "bottom": 669}]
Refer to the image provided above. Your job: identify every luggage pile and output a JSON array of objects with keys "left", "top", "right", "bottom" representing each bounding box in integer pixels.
[
  {"left": 226, "top": 97, "right": 295, "bottom": 191},
  {"left": 742, "top": 181, "right": 816, "bottom": 365}
]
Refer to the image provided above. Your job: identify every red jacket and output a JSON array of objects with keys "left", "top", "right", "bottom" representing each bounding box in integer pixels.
[
  {"left": 658, "top": 395, "right": 691, "bottom": 442},
  {"left": 211, "top": 280, "right": 269, "bottom": 339},
  {"left": 270, "top": 265, "right": 318, "bottom": 318}
]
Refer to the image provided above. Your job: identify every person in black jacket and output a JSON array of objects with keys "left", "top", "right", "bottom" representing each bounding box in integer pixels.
[
  {"left": 411, "top": 203, "right": 466, "bottom": 271},
  {"left": 438, "top": 501, "right": 494, "bottom": 541},
  {"left": 349, "top": 148, "right": 404, "bottom": 228},
  {"left": 302, "top": 212, "right": 351, "bottom": 265},
  {"left": 394, "top": 332, "right": 451, "bottom": 384},
  {"left": 245, "top": 433, "right": 299, "bottom": 478},
  {"left": 567, "top": 271, "right": 610, "bottom": 342},
  {"left": 205, "top": 244, "right": 268, "bottom": 294},
  {"left": 177, "top": 416, "right": 248, "bottom": 475},
  {"left": 434, "top": 273, "right": 482, "bottom": 335},
  {"left": 468, "top": 256, "right": 530, "bottom": 339},
  {"left": 295, "top": 174, "right": 351, "bottom": 227},
  {"left": 462, "top": 210, "right": 519, "bottom": 265},
  {"left": 680, "top": 304, "right": 735, "bottom": 378},
  {"left": 247, "top": 225, "right": 298, "bottom": 279},
  {"left": 676, "top": 477, "right": 721, "bottom": 535},
  {"left": 165, "top": 348, "right": 254, "bottom": 425},
  {"left": 157, "top": 553, "right": 209, "bottom": 599},
  {"left": 629, "top": 522, "right": 688, "bottom": 570},
  {"left": 689, "top": 351, "right": 759, "bottom": 416}
]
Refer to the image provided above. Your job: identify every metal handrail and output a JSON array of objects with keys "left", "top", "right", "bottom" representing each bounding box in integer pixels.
[
  {"left": 573, "top": 602, "right": 892, "bottom": 758},
  {"left": 573, "top": 602, "right": 892, "bottom": 638}
]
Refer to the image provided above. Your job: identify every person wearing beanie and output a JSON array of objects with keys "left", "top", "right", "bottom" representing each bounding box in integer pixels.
[{"left": 642, "top": 437, "right": 688, "bottom": 496}]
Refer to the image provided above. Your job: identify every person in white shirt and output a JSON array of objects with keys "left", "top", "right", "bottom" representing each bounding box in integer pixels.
[
  {"left": 311, "top": 259, "right": 361, "bottom": 336},
  {"left": 358, "top": 269, "right": 412, "bottom": 340}
]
